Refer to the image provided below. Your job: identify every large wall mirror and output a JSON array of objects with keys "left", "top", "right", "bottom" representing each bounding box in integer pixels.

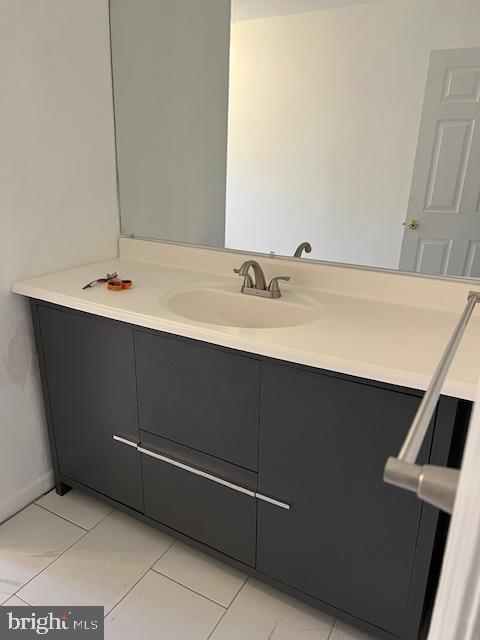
[{"left": 110, "top": 0, "right": 480, "bottom": 278}]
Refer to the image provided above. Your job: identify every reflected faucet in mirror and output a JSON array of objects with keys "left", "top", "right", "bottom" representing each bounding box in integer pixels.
[
  {"left": 234, "top": 260, "right": 290, "bottom": 299},
  {"left": 294, "top": 242, "right": 312, "bottom": 258}
]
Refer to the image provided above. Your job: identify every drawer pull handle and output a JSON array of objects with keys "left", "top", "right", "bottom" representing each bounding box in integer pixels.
[
  {"left": 113, "top": 435, "right": 138, "bottom": 448},
  {"left": 138, "top": 446, "right": 256, "bottom": 498},
  {"left": 120, "top": 440, "right": 290, "bottom": 510},
  {"left": 256, "top": 493, "right": 290, "bottom": 510}
]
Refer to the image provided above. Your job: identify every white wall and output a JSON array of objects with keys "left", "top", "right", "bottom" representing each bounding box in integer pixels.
[
  {"left": 226, "top": 0, "right": 480, "bottom": 267},
  {"left": 0, "top": 0, "right": 119, "bottom": 522}
]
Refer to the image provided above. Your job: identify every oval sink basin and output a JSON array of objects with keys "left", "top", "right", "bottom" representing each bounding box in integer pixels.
[{"left": 161, "top": 286, "right": 318, "bottom": 329}]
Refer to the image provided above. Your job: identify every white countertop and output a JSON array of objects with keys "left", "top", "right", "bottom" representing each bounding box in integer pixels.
[{"left": 12, "top": 239, "right": 480, "bottom": 401}]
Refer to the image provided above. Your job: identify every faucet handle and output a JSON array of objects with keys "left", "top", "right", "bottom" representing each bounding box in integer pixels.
[
  {"left": 233, "top": 267, "right": 253, "bottom": 289},
  {"left": 268, "top": 276, "right": 290, "bottom": 295}
]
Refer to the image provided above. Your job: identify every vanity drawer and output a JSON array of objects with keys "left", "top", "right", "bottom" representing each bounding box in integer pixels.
[
  {"left": 139, "top": 431, "right": 257, "bottom": 566},
  {"left": 134, "top": 330, "right": 260, "bottom": 470}
]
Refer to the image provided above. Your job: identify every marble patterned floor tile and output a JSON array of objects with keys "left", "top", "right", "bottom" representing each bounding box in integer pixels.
[
  {"left": 210, "top": 578, "right": 334, "bottom": 640},
  {"left": 330, "top": 619, "right": 379, "bottom": 639},
  {"left": 36, "top": 489, "right": 112, "bottom": 530},
  {"left": 105, "top": 570, "right": 224, "bottom": 639},
  {"left": 153, "top": 542, "right": 246, "bottom": 607},
  {"left": 0, "top": 504, "right": 84, "bottom": 602},
  {"left": 18, "top": 510, "right": 173, "bottom": 613},
  {"left": 2, "top": 595, "right": 30, "bottom": 606}
]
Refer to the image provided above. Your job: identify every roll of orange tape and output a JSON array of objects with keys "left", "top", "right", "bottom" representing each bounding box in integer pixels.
[
  {"left": 121, "top": 279, "right": 133, "bottom": 289},
  {"left": 107, "top": 279, "right": 123, "bottom": 291}
]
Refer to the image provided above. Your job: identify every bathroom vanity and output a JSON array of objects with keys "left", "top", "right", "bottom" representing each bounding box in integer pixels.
[{"left": 14, "top": 239, "right": 479, "bottom": 640}]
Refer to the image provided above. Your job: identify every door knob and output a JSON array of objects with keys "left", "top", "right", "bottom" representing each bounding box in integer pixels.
[{"left": 405, "top": 219, "right": 419, "bottom": 230}]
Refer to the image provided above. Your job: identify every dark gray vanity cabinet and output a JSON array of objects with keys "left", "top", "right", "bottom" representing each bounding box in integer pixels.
[
  {"left": 256, "top": 363, "right": 441, "bottom": 638},
  {"left": 32, "top": 304, "right": 143, "bottom": 511},
  {"left": 31, "top": 301, "right": 468, "bottom": 640}
]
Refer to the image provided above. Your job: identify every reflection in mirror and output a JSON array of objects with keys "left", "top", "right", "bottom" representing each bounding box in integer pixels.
[{"left": 110, "top": 0, "right": 480, "bottom": 278}]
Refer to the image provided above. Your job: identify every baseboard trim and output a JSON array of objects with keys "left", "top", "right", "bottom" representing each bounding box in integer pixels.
[{"left": 0, "top": 468, "right": 54, "bottom": 524}]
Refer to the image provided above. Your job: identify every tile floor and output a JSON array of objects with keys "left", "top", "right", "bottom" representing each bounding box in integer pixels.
[{"left": 0, "top": 489, "right": 377, "bottom": 639}]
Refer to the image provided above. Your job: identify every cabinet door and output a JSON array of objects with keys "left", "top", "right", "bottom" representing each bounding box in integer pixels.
[
  {"left": 38, "top": 305, "right": 143, "bottom": 511},
  {"left": 257, "top": 363, "right": 433, "bottom": 636},
  {"left": 135, "top": 331, "right": 260, "bottom": 470}
]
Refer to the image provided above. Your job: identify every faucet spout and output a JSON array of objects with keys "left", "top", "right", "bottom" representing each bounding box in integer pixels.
[
  {"left": 235, "top": 260, "right": 267, "bottom": 291},
  {"left": 293, "top": 242, "right": 312, "bottom": 258}
]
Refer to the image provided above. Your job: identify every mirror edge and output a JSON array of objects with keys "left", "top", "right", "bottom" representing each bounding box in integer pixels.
[{"left": 120, "top": 234, "right": 480, "bottom": 286}]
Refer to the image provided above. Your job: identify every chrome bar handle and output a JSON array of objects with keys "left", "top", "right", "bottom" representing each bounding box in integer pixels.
[
  {"left": 384, "top": 291, "right": 480, "bottom": 513},
  {"left": 256, "top": 492, "right": 290, "bottom": 510},
  {"left": 112, "top": 436, "right": 290, "bottom": 509},
  {"left": 113, "top": 434, "right": 138, "bottom": 448},
  {"left": 138, "top": 446, "right": 290, "bottom": 508},
  {"left": 138, "top": 446, "right": 256, "bottom": 497}
]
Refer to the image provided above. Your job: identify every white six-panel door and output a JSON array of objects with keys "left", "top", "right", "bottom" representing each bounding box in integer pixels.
[{"left": 399, "top": 48, "right": 480, "bottom": 277}]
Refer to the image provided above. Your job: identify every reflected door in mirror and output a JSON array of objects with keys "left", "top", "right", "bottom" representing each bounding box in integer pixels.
[{"left": 400, "top": 47, "right": 480, "bottom": 277}]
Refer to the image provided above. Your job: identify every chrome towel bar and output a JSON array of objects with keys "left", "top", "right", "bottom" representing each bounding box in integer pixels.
[{"left": 384, "top": 291, "right": 480, "bottom": 513}]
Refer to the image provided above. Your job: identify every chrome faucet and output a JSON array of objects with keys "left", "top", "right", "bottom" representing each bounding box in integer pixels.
[
  {"left": 233, "top": 260, "right": 290, "bottom": 299},
  {"left": 293, "top": 242, "right": 312, "bottom": 258}
]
